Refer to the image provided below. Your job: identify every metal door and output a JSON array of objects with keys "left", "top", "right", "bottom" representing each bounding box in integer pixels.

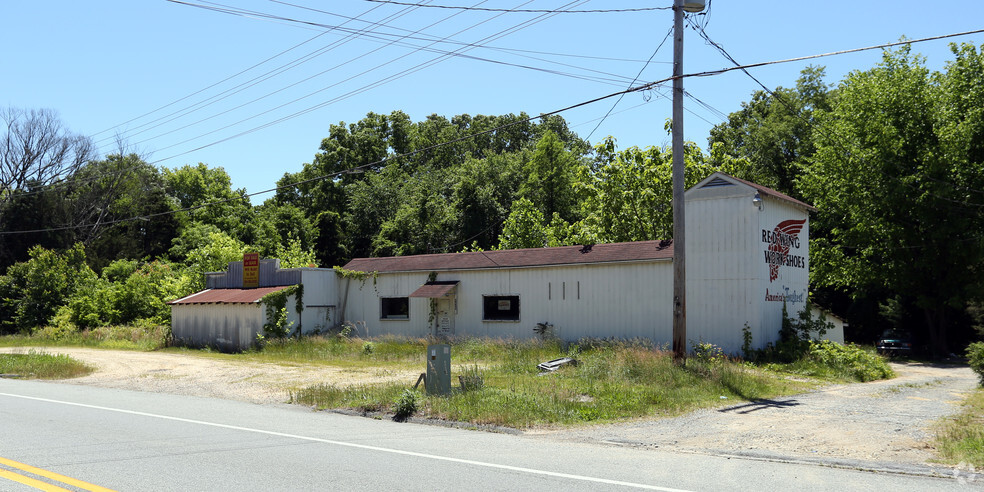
[{"left": 434, "top": 297, "right": 455, "bottom": 337}]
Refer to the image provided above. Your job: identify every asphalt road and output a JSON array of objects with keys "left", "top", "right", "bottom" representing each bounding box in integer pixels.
[{"left": 0, "top": 379, "right": 978, "bottom": 491}]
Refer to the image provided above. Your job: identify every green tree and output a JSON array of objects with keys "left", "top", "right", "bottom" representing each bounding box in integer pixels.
[
  {"left": 74, "top": 155, "right": 179, "bottom": 269},
  {"left": 0, "top": 243, "right": 96, "bottom": 332},
  {"left": 450, "top": 152, "right": 526, "bottom": 251},
  {"left": 709, "top": 66, "right": 831, "bottom": 196},
  {"left": 800, "top": 44, "right": 984, "bottom": 356},
  {"left": 519, "top": 130, "right": 583, "bottom": 223},
  {"left": 497, "top": 198, "right": 546, "bottom": 249},
  {"left": 179, "top": 230, "right": 250, "bottom": 292},
  {"left": 575, "top": 137, "right": 718, "bottom": 243},
  {"left": 163, "top": 163, "right": 253, "bottom": 242}
]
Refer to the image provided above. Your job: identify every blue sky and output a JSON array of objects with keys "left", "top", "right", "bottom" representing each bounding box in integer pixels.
[{"left": 4, "top": 1, "right": 983, "bottom": 203}]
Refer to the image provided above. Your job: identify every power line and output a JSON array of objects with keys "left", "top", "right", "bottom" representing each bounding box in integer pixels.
[
  {"left": 587, "top": 26, "right": 674, "bottom": 141},
  {"left": 142, "top": 0, "right": 595, "bottom": 154},
  {"left": 363, "top": 1, "right": 671, "bottom": 13},
  {"left": 103, "top": 0, "right": 426, "bottom": 149},
  {"left": 8, "top": 26, "right": 984, "bottom": 205},
  {"left": 260, "top": 0, "right": 666, "bottom": 63},
  {"left": 56, "top": 1, "right": 610, "bottom": 197},
  {"left": 122, "top": 0, "right": 631, "bottom": 151},
  {"left": 0, "top": 69, "right": 668, "bottom": 236},
  {"left": 16, "top": 1, "right": 423, "bottom": 198},
  {"left": 694, "top": 25, "right": 984, "bottom": 214}
]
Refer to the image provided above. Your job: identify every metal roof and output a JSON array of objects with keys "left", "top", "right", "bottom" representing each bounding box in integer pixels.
[
  {"left": 167, "top": 286, "right": 292, "bottom": 305},
  {"left": 343, "top": 240, "right": 674, "bottom": 274},
  {"left": 700, "top": 172, "right": 817, "bottom": 212},
  {"left": 409, "top": 281, "right": 460, "bottom": 298}
]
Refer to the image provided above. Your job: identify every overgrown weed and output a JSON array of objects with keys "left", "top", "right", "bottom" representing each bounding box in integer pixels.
[
  {"left": 0, "top": 349, "right": 93, "bottom": 379},
  {"left": 934, "top": 388, "right": 984, "bottom": 468}
]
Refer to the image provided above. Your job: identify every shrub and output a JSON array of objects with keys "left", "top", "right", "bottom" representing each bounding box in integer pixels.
[
  {"left": 362, "top": 341, "right": 375, "bottom": 355},
  {"left": 0, "top": 244, "right": 96, "bottom": 332},
  {"left": 264, "top": 307, "right": 293, "bottom": 339},
  {"left": 808, "top": 340, "right": 894, "bottom": 382},
  {"left": 967, "top": 342, "right": 984, "bottom": 386},
  {"left": 458, "top": 364, "right": 484, "bottom": 392},
  {"left": 393, "top": 388, "right": 420, "bottom": 420},
  {"left": 692, "top": 339, "right": 726, "bottom": 363}
]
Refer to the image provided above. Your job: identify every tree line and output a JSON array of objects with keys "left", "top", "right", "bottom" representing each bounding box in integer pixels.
[{"left": 2, "top": 43, "right": 983, "bottom": 357}]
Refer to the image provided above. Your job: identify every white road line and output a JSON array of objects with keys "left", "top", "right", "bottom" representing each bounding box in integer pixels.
[{"left": 1, "top": 392, "right": 691, "bottom": 492}]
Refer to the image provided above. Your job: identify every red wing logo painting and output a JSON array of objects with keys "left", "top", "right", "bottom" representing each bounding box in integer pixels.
[{"left": 762, "top": 219, "right": 807, "bottom": 282}]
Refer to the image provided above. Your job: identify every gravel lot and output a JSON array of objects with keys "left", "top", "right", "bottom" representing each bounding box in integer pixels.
[
  {"left": 537, "top": 362, "right": 979, "bottom": 471},
  {"left": 2, "top": 347, "right": 979, "bottom": 472},
  {"left": 0, "top": 347, "right": 420, "bottom": 405}
]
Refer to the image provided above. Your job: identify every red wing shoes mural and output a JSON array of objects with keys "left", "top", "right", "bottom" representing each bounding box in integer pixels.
[{"left": 762, "top": 219, "right": 807, "bottom": 282}]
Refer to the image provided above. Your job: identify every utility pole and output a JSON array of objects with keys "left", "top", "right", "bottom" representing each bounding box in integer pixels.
[{"left": 671, "top": 0, "right": 702, "bottom": 361}]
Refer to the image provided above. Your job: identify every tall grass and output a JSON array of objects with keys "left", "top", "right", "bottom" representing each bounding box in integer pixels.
[
  {"left": 289, "top": 339, "right": 810, "bottom": 428},
  {"left": 0, "top": 324, "right": 171, "bottom": 351},
  {"left": 0, "top": 350, "right": 93, "bottom": 379},
  {"left": 935, "top": 389, "right": 984, "bottom": 468}
]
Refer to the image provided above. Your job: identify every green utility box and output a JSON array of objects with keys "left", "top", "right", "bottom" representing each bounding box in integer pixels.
[{"left": 426, "top": 344, "right": 451, "bottom": 396}]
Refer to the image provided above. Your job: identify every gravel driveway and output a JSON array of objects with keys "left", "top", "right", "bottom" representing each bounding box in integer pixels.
[
  {"left": 2, "top": 348, "right": 979, "bottom": 474},
  {"left": 537, "top": 362, "right": 979, "bottom": 474}
]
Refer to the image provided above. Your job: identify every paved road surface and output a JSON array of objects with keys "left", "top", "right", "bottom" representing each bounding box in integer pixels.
[{"left": 1, "top": 379, "right": 978, "bottom": 491}]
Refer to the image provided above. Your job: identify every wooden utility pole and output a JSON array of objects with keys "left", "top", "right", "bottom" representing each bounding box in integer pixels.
[{"left": 671, "top": 0, "right": 687, "bottom": 361}]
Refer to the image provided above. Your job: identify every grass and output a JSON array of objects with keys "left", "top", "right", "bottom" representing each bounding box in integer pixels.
[
  {"left": 0, "top": 324, "right": 171, "bottom": 351},
  {"left": 0, "top": 328, "right": 897, "bottom": 430},
  {"left": 934, "top": 388, "right": 984, "bottom": 468},
  {"left": 288, "top": 338, "right": 827, "bottom": 428},
  {"left": 0, "top": 349, "right": 93, "bottom": 379}
]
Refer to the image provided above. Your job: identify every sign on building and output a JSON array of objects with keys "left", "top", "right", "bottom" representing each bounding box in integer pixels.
[{"left": 243, "top": 252, "right": 259, "bottom": 288}]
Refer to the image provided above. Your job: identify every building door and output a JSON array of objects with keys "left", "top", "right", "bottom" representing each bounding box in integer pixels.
[{"left": 434, "top": 297, "right": 455, "bottom": 337}]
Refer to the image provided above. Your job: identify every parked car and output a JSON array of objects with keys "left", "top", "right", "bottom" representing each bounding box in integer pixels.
[{"left": 876, "top": 330, "right": 913, "bottom": 357}]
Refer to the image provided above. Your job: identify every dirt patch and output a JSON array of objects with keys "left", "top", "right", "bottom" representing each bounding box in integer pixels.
[
  {"left": 535, "top": 362, "right": 979, "bottom": 466},
  {"left": 0, "top": 347, "right": 420, "bottom": 405}
]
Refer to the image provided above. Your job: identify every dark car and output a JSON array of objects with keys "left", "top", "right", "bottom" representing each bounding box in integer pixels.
[{"left": 877, "top": 330, "right": 913, "bottom": 357}]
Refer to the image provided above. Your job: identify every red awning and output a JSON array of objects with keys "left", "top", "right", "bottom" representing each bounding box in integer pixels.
[
  {"left": 408, "top": 281, "right": 459, "bottom": 298},
  {"left": 168, "top": 286, "right": 292, "bottom": 305}
]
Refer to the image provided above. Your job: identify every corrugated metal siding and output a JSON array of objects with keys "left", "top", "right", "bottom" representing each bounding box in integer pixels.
[
  {"left": 171, "top": 303, "right": 264, "bottom": 352},
  {"left": 206, "top": 259, "right": 302, "bottom": 289},
  {"left": 338, "top": 261, "right": 674, "bottom": 343},
  {"left": 685, "top": 192, "right": 761, "bottom": 353},
  {"left": 300, "top": 269, "right": 339, "bottom": 333}
]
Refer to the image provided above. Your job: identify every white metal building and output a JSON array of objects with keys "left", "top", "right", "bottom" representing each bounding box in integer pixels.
[
  {"left": 169, "top": 259, "right": 338, "bottom": 351},
  {"left": 170, "top": 172, "right": 838, "bottom": 353}
]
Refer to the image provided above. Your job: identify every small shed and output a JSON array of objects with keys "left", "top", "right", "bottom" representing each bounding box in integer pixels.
[
  {"left": 169, "top": 286, "right": 294, "bottom": 351},
  {"left": 169, "top": 259, "right": 338, "bottom": 351}
]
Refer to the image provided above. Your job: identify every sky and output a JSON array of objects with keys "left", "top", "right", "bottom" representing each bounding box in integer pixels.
[{"left": 3, "top": 1, "right": 983, "bottom": 204}]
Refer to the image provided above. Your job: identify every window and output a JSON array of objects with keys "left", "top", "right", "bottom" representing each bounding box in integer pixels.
[
  {"left": 483, "top": 295, "right": 520, "bottom": 321},
  {"left": 380, "top": 297, "right": 409, "bottom": 320}
]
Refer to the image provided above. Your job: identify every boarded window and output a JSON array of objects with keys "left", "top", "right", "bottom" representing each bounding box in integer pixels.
[
  {"left": 483, "top": 295, "right": 519, "bottom": 321},
  {"left": 380, "top": 297, "right": 409, "bottom": 320}
]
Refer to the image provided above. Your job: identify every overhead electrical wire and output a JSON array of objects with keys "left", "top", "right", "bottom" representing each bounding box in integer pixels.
[
  {"left": 1, "top": 68, "right": 676, "bottom": 236},
  {"left": 12, "top": 19, "right": 984, "bottom": 237},
  {"left": 98, "top": 0, "right": 427, "bottom": 149},
  {"left": 84, "top": 0, "right": 665, "bottom": 162},
  {"left": 362, "top": 1, "right": 671, "bottom": 13},
  {"left": 141, "top": 0, "right": 576, "bottom": 154},
  {"left": 693, "top": 24, "right": 984, "bottom": 219},
  {"left": 586, "top": 25, "right": 673, "bottom": 141},
  {"left": 7, "top": 24, "right": 984, "bottom": 206},
  {"left": 107, "top": 0, "right": 634, "bottom": 153},
  {"left": 264, "top": 0, "right": 665, "bottom": 63},
  {"left": 21, "top": 1, "right": 418, "bottom": 197}
]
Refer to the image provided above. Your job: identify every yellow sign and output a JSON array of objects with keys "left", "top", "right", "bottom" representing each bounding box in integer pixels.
[{"left": 243, "top": 252, "right": 259, "bottom": 288}]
